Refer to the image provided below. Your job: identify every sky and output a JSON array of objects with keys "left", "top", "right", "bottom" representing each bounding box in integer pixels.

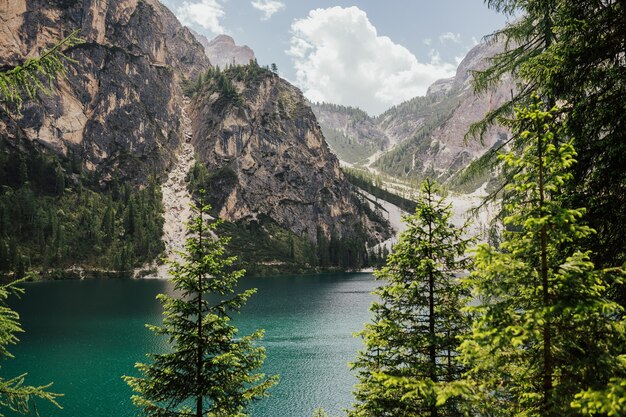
[{"left": 159, "top": 0, "right": 510, "bottom": 115}]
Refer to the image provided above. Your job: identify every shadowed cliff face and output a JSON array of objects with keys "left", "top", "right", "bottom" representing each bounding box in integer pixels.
[
  {"left": 0, "top": 0, "right": 210, "bottom": 184},
  {"left": 188, "top": 66, "right": 390, "bottom": 244}
]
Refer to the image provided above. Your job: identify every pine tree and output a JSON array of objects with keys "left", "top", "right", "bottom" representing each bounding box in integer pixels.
[
  {"left": 0, "top": 31, "right": 86, "bottom": 413},
  {"left": 0, "top": 30, "right": 82, "bottom": 113},
  {"left": 458, "top": 98, "right": 626, "bottom": 417},
  {"left": 350, "top": 180, "right": 472, "bottom": 417},
  {"left": 124, "top": 194, "right": 277, "bottom": 417}
]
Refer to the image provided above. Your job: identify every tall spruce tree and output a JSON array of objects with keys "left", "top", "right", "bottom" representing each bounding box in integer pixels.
[
  {"left": 470, "top": 0, "right": 626, "bottom": 274},
  {"left": 458, "top": 98, "right": 626, "bottom": 417},
  {"left": 349, "top": 180, "right": 472, "bottom": 417},
  {"left": 124, "top": 195, "right": 277, "bottom": 417}
]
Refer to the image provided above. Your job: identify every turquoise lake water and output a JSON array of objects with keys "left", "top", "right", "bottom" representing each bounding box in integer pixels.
[{"left": 3, "top": 273, "right": 377, "bottom": 417}]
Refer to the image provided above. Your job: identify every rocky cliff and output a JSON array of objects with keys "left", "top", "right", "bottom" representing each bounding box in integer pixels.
[
  {"left": 0, "top": 0, "right": 210, "bottom": 184},
  {"left": 187, "top": 64, "right": 389, "bottom": 247},
  {"left": 373, "top": 40, "right": 512, "bottom": 184},
  {"left": 0, "top": 1, "right": 389, "bottom": 275}
]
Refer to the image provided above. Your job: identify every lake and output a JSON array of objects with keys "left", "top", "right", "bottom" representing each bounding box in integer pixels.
[{"left": 4, "top": 273, "right": 378, "bottom": 417}]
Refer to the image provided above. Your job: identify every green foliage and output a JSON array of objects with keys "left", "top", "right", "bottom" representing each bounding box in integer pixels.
[
  {"left": 312, "top": 408, "right": 330, "bottom": 417},
  {"left": 319, "top": 128, "right": 380, "bottom": 164},
  {"left": 474, "top": 0, "right": 626, "bottom": 271},
  {"left": 572, "top": 359, "right": 626, "bottom": 416},
  {"left": 0, "top": 144, "right": 164, "bottom": 277},
  {"left": 217, "top": 217, "right": 318, "bottom": 276},
  {"left": 187, "top": 162, "right": 375, "bottom": 275},
  {"left": 457, "top": 99, "right": 626, "bottom": 416},
  {"left": 124, "top": 194, "right": 277, "bottom": 416},
  {"left": 183, "top": 60, "right": 275, "bottom": 108},
  {"left": 315, "top": 102, "right": 371, "bottom": 123},
  {"left": 226, "top": 59, "right": 274, "bottom": 85},
  {"left": 183, "top": 65, "right": 241, "bottom": 111},
  {"left": 375, "top": 94, "right": 443, "bottom": 129},
  {"left": 350, "top": 180, "right": 472, "bottom": 417},
  {"left": 0, "top": 30, "right": 83, "bottom": 113},
  {"left": 0, "top": 280, "right": 61, "bottom": 415},
  {"left": 373, "top": 94, "right": 462, "bottom": 179}
]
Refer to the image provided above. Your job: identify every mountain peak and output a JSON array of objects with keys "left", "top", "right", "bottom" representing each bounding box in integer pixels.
[
  {"left": 188, "top": 30, "right": 256, "bottom": 69},
  {"left": 208, "top": 34, "right": 236, "bottom": 46}
]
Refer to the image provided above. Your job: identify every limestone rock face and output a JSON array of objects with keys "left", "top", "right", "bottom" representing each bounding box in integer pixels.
[
  {"left": 1, "top": 0, "right": 390, "bottom": 250},
  {"left": 0, "top": 0, "right": 210, "bottom": 183},
  {"left": 189, "top": 69, "right": 389, "bottom": 243},
  {"left": 313, "top": 39, "right": 512, "bottom": 187}
]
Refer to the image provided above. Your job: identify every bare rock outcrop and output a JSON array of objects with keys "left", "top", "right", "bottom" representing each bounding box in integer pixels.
[
  {"left": 372, "top": 40, "right": 513, "bottom": 184},
  {"left": 189, "top": 66, "right": 390, "bottom": 244},
  {"left": 1, "top": 0, "right": 210, "bottom": 184}
]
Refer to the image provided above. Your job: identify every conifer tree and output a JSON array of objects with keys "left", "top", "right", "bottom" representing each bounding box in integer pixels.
[
  {"left": 0, "top": 29, "right": 86, "bottom": 416},
  {"left": 470, "top": 0, "right": 626, "bottom": 273},
  {"left": 0, "top": 30, "right": 82, "bottom": 113},
  {"left": 459, "top": 98, "right": 626, "bottom": 416},
  {"left": 125, "top": 194, "right": 277, "bottom": 416},
  {"left": 350, "top": 180, "right": 472, "bottom": 417}
]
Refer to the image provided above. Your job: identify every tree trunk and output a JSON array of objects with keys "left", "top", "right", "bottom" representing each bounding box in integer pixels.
[
  {"left": 537, "top": 121, "right": 552, "bottom": 417},
  {"left": 427, "top": 185, "right": 438, "bottom": 417},
  {"left": 196, "top": 211, "right": 204, "bottom": 417}
]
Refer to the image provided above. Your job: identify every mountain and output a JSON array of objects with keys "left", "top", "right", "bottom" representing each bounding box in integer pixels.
[
  {"left": 1, "top": 0, "right": 209, "bottom": 184},
  {"left": 190, "top": 31, "right": 256, "bottom": 69},
  {"left": 184, "top": 64, "right": 390, "bottom": 272},
  {"left": 374, "top": 40, "right": 512, "bottom": 185},
  {"left": 314, "top": 40, "right": 512, "bottom": 190},
  {"left": 0, "top": 0, "right": 389, "bottom": 277},
  {"left": 309, "top": 102, "right": 389, "bottom": 164}
]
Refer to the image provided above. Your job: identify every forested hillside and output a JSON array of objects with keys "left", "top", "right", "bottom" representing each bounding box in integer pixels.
[{"left": 310, "top": 102, "right": 389, "bottom": 164}]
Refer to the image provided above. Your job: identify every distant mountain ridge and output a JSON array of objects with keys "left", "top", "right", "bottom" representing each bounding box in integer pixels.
[
  {"left": 309, "top": 102, "right": 389, "bottom": 164},
  {"left": 312, "top": 39, "right": 513, "bottom": 191},
  {"left": 189, "top": 30, "right": 256, "bottom": 68},
  {"left": 0, "top": 0, "right": 390, "bottom": 275}
]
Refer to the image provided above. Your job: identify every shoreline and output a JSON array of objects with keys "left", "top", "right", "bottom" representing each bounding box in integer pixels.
[{"left": 13, "top": 265, "right": 378, "bottom": 283}]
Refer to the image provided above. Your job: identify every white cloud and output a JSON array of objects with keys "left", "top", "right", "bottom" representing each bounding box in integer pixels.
[
  {"left": 176, "top": 0, "right": 226, "bottom": 35},
  {"left": 439, "top": 31, "right": 461, "bottom": 44},
  {"left": 251, "top": 0, "right": 285, "bottom": 20},
  {"left": 287, "top": 7, "right": 456, "bottom": 115}
]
